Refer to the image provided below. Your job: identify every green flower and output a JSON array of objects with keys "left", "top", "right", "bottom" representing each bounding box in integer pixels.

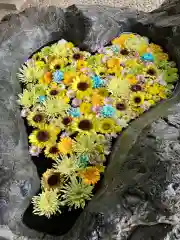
[
  {"left": 53, "top": 155, "right": 79, "bottom": 176},
  {"left": 17, "top": 61, "right": 45, "bottom": 84},
  {"left": 18, "top": 89, "right": 35, "bottom": 107},
  {"left": 60, "top": 177, "right": 93, "bottom": 209},
  {"left": 163, "top": 68, "right": 179, "bottom": 83},
  {"left": 32, "top": 189, "right": 62, "bottom": 218},
  {"left": 41, "top": 46, "right": 52, "bottom": 57},
  {"left": 44, "top": 97, "right": 69, "bottom": 117}
]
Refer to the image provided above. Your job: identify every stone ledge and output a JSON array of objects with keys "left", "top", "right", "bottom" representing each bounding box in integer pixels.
[{"left": 0, "top": 0, "right": 25, "bottom": 10}]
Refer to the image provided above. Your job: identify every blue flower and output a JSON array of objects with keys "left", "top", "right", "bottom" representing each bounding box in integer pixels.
[
  {"left": 141, "top": 53, "right": 154, "bottom": 62},
  {"left": 53, "top": 70, "right": 64, "bottom": 83},
  {"left": 100, "top": 105, "right": 116, "bottom": 117},
  {"left": 112, "top": 45, "right": 120, "bottom": 54},
  {"left": 91, "top": 75, "right": 104, "bottom": 88},
  {"left": 79, "top": 154, "right": 89, "bottom": 168},
  {"left": 68, "top": 107, "right": 81, "bottom": 117},
  {"left": 38, "top": 95, "right": 46, "bottom": 103}
]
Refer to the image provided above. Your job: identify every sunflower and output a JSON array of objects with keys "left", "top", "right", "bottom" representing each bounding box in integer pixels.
[
  {"left": 78, "top": 166, "right": 100, "bottom": 185},
  {"left": 44, "top": 144, "right": 61, "bottom": 160},
  {"left": 76, "top": 60, "right": 88, "bottom": 69},
  {"left": 130, "top": 92, "right": 145, "bottom": 107},
  {"left": 80, "top": 102, "right": 92, "bottom": 115},
  {"left": 70, "top": 115, "right": 96, "bottom": 135},
  {"left": 96, "top": 118, "right": 122, "bottom": 134},
  {"left": 41, "top": 169, "right": 65, "bottom": 190},
  {"left": 49, "top": 58, "right": 64, "bottom": 71},
  {"left": 32, "top": 189, "right": 61, "bottom": 218},
  {"left": 27, "top": 111, "right": 46, "bottom": 127},
  {"left": 29, "top": 124, "right": 59, "bottom": 148},
  {"left": 145, "top": 65, "right": 158, "bottom": 78},
  {"left": 71, "top": 76, "right": 92, "bottom": 99}
]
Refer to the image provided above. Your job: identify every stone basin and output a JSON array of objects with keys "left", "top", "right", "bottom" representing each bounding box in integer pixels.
[{"left": 1, "top": 2, "right": 180, "bottom": 239}]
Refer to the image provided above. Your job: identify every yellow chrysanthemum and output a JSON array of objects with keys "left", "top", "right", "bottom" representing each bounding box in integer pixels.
[
  {"left": 96, "top": 118, "right": 122, "bottom": 134},
  {"left": 29, "top": 124, "right": 60, "bottom": 148},
  {"left": 41, "top": 169, "right": 64, "bottom": 190},
  {"left": 92, "top": 93, "right": 104, "bottom": 106},
  {"left": 130, "top": 92, "right": 145, "bottom": 107},
  {"left": 44, "top": 144, "right": 61, "bottom": 160},
  {"left": 80, "top": 102, "right": 92, "bottom": 114},
  {"left": 70, "top": 115, "right": 96, "bottom": 135},
  {"left": 58, "top": 137, "right": 73, "bottom": 155},
  {"left": 27, "top": 111, "right": 46, "bottom": 127},
  {"left": 79, "top": 166, "right": 100, "bottom": 185},
  {"left": 107, "top": 77, "right": 130, "bottom": 97},
  {"left": 107, "top": 57, "right": 121, "bottom": 68},
  {"left": 71, "top": 76, "right": 92, "bottom": 99},
  {"left": 63, "top": 71, "right": 76, "bottom": 86},
  {"left": 112, "top": 33, "right": 135, "bottom": 47}
]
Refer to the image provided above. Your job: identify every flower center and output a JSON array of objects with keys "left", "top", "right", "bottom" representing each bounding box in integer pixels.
[
  {"left": 54, "top": 64, "right": 60, "bottom": 70},
  {"left": 120, "top": 49, "right": 129, "bottom": 55},
  {"left": 33, "top": 114, "right": 43, "bottom": 123},
  {"left": 62, "top": 117, "right": 71, "bottom": 125},
  {"left": 147, "top": 68, "right": 156, "bottom": 76},
  {"left": 47, "top": 173, "right": 60, "bottom": 186},
  {"left": 116, "top": 103, "right": 126, "bottom": 111},
  {"left": 131, "top": 84, "right": 142, "bottom": 92},
  {"left": 134, "top": 97, "right": 141, "bottom": 103},
  {"left": 102, "top": 123, "right": 111, "bottom": 130},
  {"left": 49, "top": 146, "right": 59, "bottom": 154},
  {"left": 73, "top": 53, "right": 81, "bottom": 60},
  {"left": 50, "top": 89, "right": 59, "bottom": 96},
  {"left": 77, "top": 82, "right": 89, "bottom": 91},
  {"left": 78, "top": 120, "right": 92, "bottom": 131},
  {"left": 37, "top": 130, "right": 50, "bottom": 142}
]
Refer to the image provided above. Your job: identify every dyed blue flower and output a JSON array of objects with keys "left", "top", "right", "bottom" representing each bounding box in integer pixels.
[
  {"left": 112, "top": 45, "right": 120, "bottom": 53},
  {"left": 68, "top": 107, "right": 81, "bottom": 117},
  {"left": 53, "top": 70, "right": 64, "bottom": 83},
  {"left": 79, "top": 154, "right": 89, "bottom": 168},
  {"left": 38, "top": 95, "right": 46, "bottom": 103},
  {"left": 91, "top": 75, "right": 104, "bottom": 88},
  {"left": 100, "top": 105, "right": 116, "bottom": 117},
  {"left": 141, "top": 53, "right": 154, "bottom": 62}
]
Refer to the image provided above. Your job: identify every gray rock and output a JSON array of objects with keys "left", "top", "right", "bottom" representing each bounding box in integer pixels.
[{"left": 1, "top": 2, "right": 180, "bottom": 240}]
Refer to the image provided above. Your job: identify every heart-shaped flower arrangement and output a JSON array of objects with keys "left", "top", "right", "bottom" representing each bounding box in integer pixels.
[{"left": 18, "top": 33, "right": 179, "bottom": 218}]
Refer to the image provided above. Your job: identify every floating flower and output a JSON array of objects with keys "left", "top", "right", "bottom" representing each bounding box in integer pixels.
[
  {"left": 107, "top": 77, "right": 130, "bottom": 97},
  {"left": 44, "top": 144, "right": 61, "bottom": 160},
  {"left": 78, "top": 154, "right": 89, "bottom": 168},
  {"left": 29, "top": 145, "right": 42, "bottom": 156},
  {"left": 40, "top": 72, "right": 52, "bottom": 85},
  {"left": 112, "top": 33, "right": 135, "bottom": 47},
  {"left": 32, "top": 189, "right": 61, "bottom": 218},
  {"left": 58, "top": 137, "right": 73, "bottom": 155},
  {"left": 71, "top": 76, "right": 92, "bottom": 99},
  {"left": 70, "top": 116, "right": 96, "bottom": 135},
  {"left": 79, "top": 166, "right": 100, "bottom": 185},
  {"left": 91, "top": 75, "right": 104, "bottom": 88},
  {"left": 97, "top": 118, "right": 122, "bottom": 134},
  {"left": 29, "top": 124, "right": 59, "bottom": 148},
  {"left": 92, "top": 93, "right": 104, "bottom": 106},
  {"left": 27, "top": 111, "right": 45, "bottom": 127},
  {"left": 107, "top": 57, "right": 120, "bottom": 68},
  {"left": 18, "top": 89, "right": 35, "bottom": 107},
  {"left": 21, "top": 108, "right": 30, "bottom": 117},
  {"left": 64, "top": 71, "right": 76, "bottom": 85},
  {"left": 53, "top": 155, "right": 78, "bottom": 176},
  {"left": 68, "top": 107, "right": 81, "bottom": 117},
  {"left": 60, "top": 177, "right": 93, "bottom": 209},
  {"left": 44, "top": 97, "right": 69, "bottom": 117},
  {"left": 130, "top": 92, "right": 145, "bottom": 107},
  {"left": 77, "top": 60, "right": 88, "bottom": 69},
  {"left": 38, "top": 95, "right": 46, "bottom": 103},
  {"left": 141, "top": 53, "right": 154, "bottom": 62},
  {"left": 100, "top": 105, "right": 116, "bottom": 118},
  {"left": 52, "top": 70, "right": 64, "bottom": 83},
  {"left": 50, "top": 59, "right": 64, "bottom": 70},
  {"left": 80, "top": 102, "right": 92, "bottom": 115},
  {"left": 71, "top": 99, "right": 82, "bottom": 107}
]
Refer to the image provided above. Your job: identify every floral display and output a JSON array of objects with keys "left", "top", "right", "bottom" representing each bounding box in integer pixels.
[{"left": 17, "top": 33, "right": 179, "bottom": 218}]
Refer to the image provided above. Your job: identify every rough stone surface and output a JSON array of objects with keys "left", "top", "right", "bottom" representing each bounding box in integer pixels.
[{"left": 1, "top": 2, "right": 180, "bottom": 240}]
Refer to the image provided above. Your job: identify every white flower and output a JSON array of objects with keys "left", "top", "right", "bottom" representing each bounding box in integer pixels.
[{"left": 58, "top": 39, "right": 67, "bottom": 45}]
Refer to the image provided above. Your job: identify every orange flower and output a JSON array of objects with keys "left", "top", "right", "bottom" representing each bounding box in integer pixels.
[
  {"left": 58, "top": 137, "right": 73, "bottom": 155},
  {"left": 39, "top": 72, "right": 52, "bottom": 85},
  {"left": 79, "top": 167, "right": 100, "bottom": 185},
  {"left": 126, "top": 74, "right": 137, "bottom": 84},
  {"left": 64, "top": 72, "right": 76, "bottom": 86},
  {"left": 107, "top": 57, "right": 120, "bottom": 68}
]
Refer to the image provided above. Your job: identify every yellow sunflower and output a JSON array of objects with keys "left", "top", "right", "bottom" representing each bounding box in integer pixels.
[
  {"left": 29, "top": 124, "right": 60, "bottom": 148},
  {"left": 27, "top": 111, "right": 46, "bottom": 127},
  {"left": 80, "top": 102, "right": 92, "bottom": 114},
  {"left": 49, "top": 58, "right": 64, "bottom": 71},
  {"left": 78, "top": 166, "right": 100, "bottom": 185},
  {"left": 96, "top": 118, "right": 122, "bottom": 134},
  {"left": 145, "top": 65, "right": 158, "bottom": 78},
  {"left": 58, "top": 137, "right": 73, "bottom": 155},
  {"left": 71, "top": 76, "right": 92, "bottom": 99},
  {"left": 76, "top": 60, "right": 88, "bottom": 69},
  {"left": 44, "top": 144, "right": 61, "bottom": 160},
  {"left": 130, "top": 92, "right": 145, "bottom": 107},
  {"left": 41, "top": 169, "right": 65, "bottom": 190},
  {"left": 70, "top": 115, "right": 96, "bottom": 135}
]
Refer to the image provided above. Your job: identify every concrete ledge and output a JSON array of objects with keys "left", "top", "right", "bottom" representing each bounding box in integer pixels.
[{"left": 0, "top": 0, "right": 25, "bottom": 10}]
